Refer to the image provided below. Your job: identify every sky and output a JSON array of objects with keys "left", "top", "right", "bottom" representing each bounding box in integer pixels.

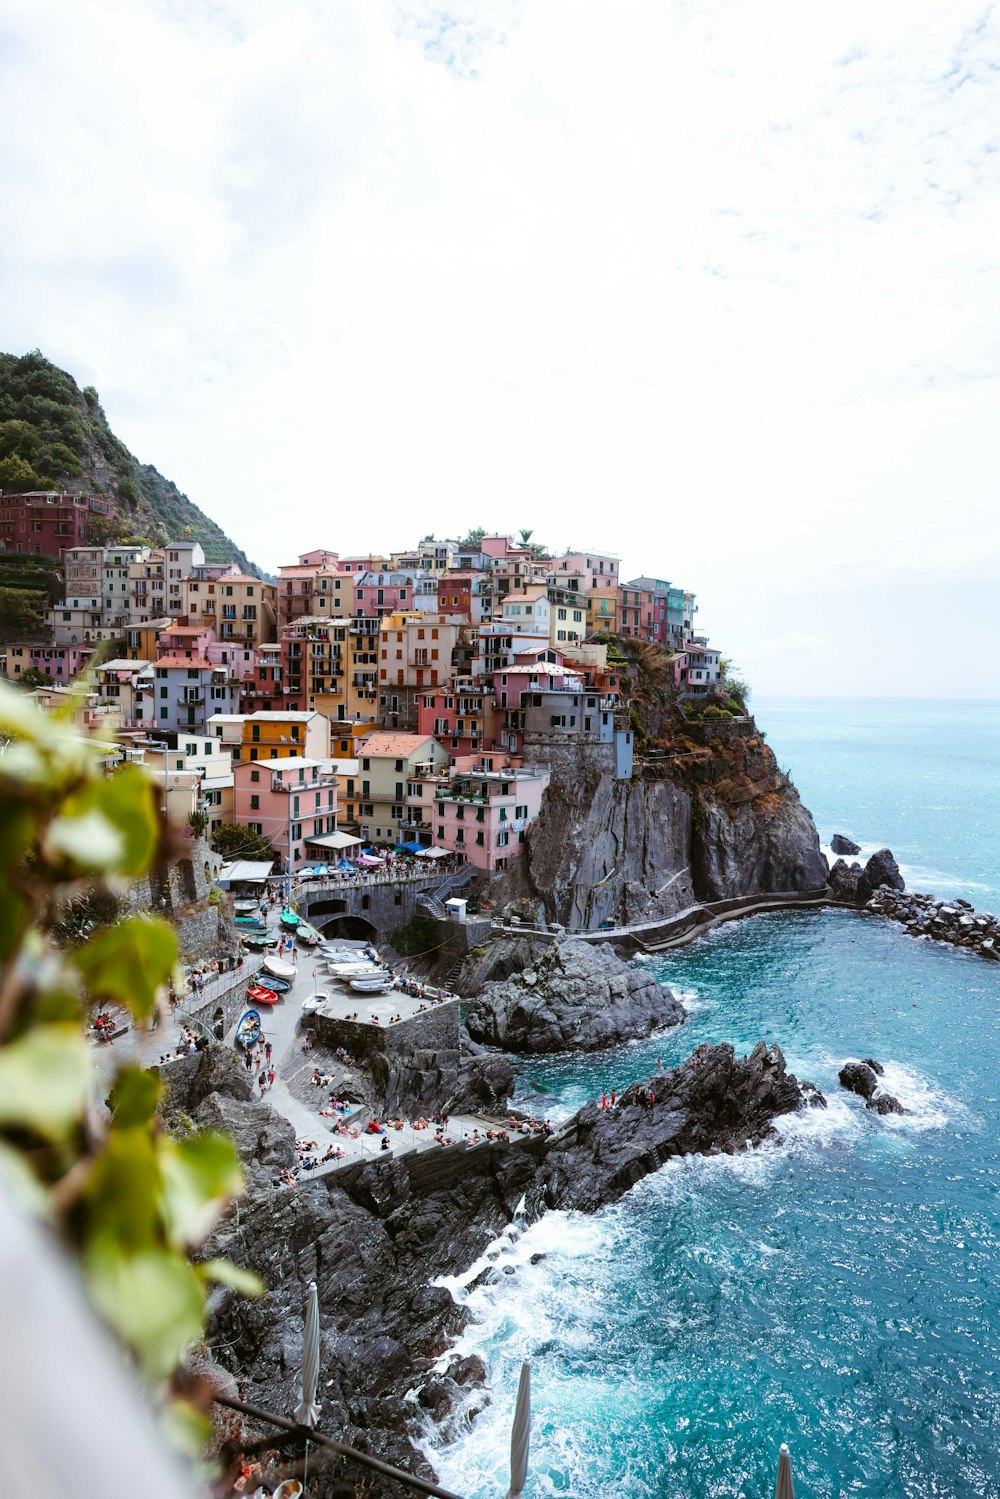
[{"left": 2, "top": 0, "right": 999, "bottom": 697}]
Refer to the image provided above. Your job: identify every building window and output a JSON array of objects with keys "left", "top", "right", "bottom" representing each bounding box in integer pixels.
[{"left": 250, "top": 795, "right": 259, "bottom": 810}]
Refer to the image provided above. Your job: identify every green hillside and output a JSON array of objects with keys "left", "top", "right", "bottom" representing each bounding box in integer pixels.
[{"left": 0, "top": 350, "right": 260, "bottom": 573}]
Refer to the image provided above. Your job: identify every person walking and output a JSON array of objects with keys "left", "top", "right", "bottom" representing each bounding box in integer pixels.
[{"left": 264, "top": 1041, "right": 272, "bottom": 1062}]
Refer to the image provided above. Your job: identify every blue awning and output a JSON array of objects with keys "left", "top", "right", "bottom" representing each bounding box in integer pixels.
[{"left": 395, "top": 840, "right": 426, "bottom": 853}]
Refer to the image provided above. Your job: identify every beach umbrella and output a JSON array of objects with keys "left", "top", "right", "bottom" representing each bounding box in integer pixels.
[
  {"left": 506, "top": 1359, "right": 531, "bottom": 1499},
  {"left": 294, "top": 1281, "right": 321, "bottom": 1427},
  {"left": 773, "top": 1442, "right": 795, "bottom": 1499}
]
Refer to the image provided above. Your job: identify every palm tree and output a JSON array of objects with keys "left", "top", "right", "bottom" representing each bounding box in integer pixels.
[{"left": 518, "top": 528, "right": 533, "bottom": 546}]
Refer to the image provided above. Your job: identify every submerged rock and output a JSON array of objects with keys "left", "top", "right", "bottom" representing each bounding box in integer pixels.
[
  {"left": 831, "top": 833, "right": 862, "bottom": 855},
  {"left": 464, "top": 937, "right": 684, "bottom": 1053}
]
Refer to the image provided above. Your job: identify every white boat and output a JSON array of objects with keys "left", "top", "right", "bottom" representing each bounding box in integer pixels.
[
  {"left": 330, "top": 964, "right": 387, "bottom": 979},
  {"left": 263, "top": 956, "right": 296, "bottom": 981},
  {"left": 350, "top": 975, "right": 394, "bottom": 993}
]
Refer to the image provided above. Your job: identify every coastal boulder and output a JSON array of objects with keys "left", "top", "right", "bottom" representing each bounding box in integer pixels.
[
  {"left": 827, "top": 858, "right": 863, "bottom": 903},
  {"left": 831, "top": 833, "right": 862, "bottom": 855},
  {"left": 464, "top": 938, "right": 684, "bottom": 1053},
  {"left": 839, "top": 1061, "right": 879, "bottom": 1100},
  {"left": 857, "top": 848, "right": 905, "bottom": 905}
]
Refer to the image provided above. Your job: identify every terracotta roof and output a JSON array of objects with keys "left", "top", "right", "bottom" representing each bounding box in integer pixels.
[
  {"left": 153, "top": 655, "right": 216, "bottom": 669},
  {"left": 361, "top": 732, "right": 436, "bottom": 757},
  {"left": 162, "top": 625, "right": 206, "bottom": 635}
]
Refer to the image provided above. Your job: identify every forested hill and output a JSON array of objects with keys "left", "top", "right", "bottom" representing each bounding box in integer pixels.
[{"left": 0, "top": 350, "right": 260, "bottom": 573}]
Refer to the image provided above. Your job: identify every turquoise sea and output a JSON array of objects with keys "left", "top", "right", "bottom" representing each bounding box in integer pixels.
[{"left": 427, "top": 700, "right": 1000, "bottom": 1498}]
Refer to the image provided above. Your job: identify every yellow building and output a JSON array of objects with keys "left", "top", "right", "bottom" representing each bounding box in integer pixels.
[
  {"left": 182, "top": 570, "right": 277, "bottom": 648},
  {"left": 235, "top": 709, "right": 331, "bottom": 764}
]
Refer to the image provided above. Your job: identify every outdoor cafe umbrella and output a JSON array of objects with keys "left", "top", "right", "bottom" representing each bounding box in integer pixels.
[
  {"left": 774, "top": 1443, "right": 795, "bottom": 1499},
  {"left": 505, "top": 1359, "right": 530, "bottom": 1499},
  {"left": 294, "top": 1281, "right": 321, "bottom": 1427}
]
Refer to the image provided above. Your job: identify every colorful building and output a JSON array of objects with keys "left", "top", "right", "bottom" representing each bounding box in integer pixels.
[
  {"left": 232, "top": 757, "right": 338, "bottom": 873},
  {"left": 421, "top": 759, "right": 551, "bottom": 872},
  {"left": 354, "top": 731, "right": 450, "bottom": 846},
  {"left": 0, "top": 491, "right": 115, "bottom": 560},
  {"left": 181, "top": 569, "right": 277, "bottom": 649}
]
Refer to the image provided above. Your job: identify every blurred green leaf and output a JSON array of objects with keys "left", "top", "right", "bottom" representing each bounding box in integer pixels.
[
  {"left": 85, "top": 1130, "right": 160, "bottom": 1250},
  {"left": 77, "top": 916, "right": 177, "bottom": 1019},
  {"left": 94, "top": 766, "right": 162, "bottom": 875},
  {"left": 86, "top": 1243, "right": 205, "bottom": 1381},
  {"left": 108, "top": 1067, "right": 163, "bottom": 1129},
  {"left": 0, "top": 1025, "right": 90, "bottom": 1139},
  {"left": 198, "top": 1258, "right": 265, "bottom": 1297},
  {"left": 161, "top": 1397, "right": 212, "bottom": 1458},
  {"left": 47, "top": 766, "right": 161, "bottom": 879},
  {"left": 0, "top": 1141, "right": 50, "bottom": 1215},
  {"left": 45, "top": 807, "right": 124, "bottom": 872},
  {"left": 158, "top": 1132, "right": 243, "bottom": 1249}
]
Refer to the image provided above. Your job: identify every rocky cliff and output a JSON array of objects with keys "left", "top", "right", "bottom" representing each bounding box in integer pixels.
[{"left": 501, "top": 716, "right": 827, "bottom": 930}]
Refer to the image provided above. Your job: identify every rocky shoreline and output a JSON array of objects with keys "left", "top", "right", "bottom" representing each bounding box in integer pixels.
[
  {"left": 186, "top": 1037, "right": 822, "bottom": 1492},
  {"left": 827, "top": 843, "right": 1000, "bottom": 962},
  {"left": 462, "top": 936, "right": 685, "bottom": 1053}
]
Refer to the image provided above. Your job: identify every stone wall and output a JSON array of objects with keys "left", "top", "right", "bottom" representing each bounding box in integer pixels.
[
  {"left": 313, "top": 998, "right": 461, "bottom": 1060},
  {"left": 180, "top": 955, "right": 265, "bottom": 1035}
]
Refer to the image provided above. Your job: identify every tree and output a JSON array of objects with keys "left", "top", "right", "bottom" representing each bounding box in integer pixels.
[
  {"left": 211, "top": 821, "right": 278, "bottom": 864},
  {"left": 17, "top": 667, "right": 53, "bottom": 688},
  {"left": 518, "top": 528, "right": 533, "bottom": 546},
  {"left": 188, "top": 809, "right": 209, "bottom": 838},
  {"left": 459, "top": 526, "right": 486, "bottom": 546},
  {"left": 0, "top": 683, "right": 259, "bottom": 1453},
  {"left": 0, "top": 585, "right": 47, "bottom": 636}
]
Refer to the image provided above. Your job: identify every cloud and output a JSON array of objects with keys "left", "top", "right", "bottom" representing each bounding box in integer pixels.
[{"left": 1, "top": 0, "right": 999, "bottom": 696}]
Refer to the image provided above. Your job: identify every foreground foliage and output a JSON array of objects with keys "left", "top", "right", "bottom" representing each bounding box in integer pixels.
[{"left": 0, "top": 681, "right": 259, "bottom": 1447}]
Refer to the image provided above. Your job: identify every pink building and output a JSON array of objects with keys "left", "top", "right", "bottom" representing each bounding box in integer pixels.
[
  {"left": 490, "top": 654, "right": 583, "bottom": 754},
  {"left": 232, "top": 757, "right": 337, "bottom": 873},
  {"left": 420, "top": 758, "right": 550, "bottom": 873},
  {"left": 156, "top": 623, "right": 217, "bottom": 660},
  {"left": 354, "top": 571, "right": 415, "bottom": 619},
  {"left": 206, "top": 640, "right": 258, "bottom": 682},
  {"left": 2, "top": 643, "right": 93, "bottom": 683}
]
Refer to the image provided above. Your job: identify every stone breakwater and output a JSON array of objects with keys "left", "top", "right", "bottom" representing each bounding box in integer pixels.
[{"left": 864, "top": 887, "right": 1000, "bottom": 960}]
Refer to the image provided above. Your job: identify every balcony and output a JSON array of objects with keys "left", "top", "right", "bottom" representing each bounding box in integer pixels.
[{"left": 177, "top": 694, "right": 205, "bottom": 707}]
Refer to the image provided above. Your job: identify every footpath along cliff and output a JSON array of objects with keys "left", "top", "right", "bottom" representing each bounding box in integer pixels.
[{"left": 496, "top": 644, "right": 827, "bottom": 931}]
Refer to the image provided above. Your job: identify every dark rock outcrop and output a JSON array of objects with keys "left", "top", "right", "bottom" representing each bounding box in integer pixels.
[
  {"left": 856, "top": 848, "right": 905, "bottom": 905},
  {"left": 827, "top": 858, "right": 863, "bottom": 903},
  {"left": 839, "top": 1056, "right": 905, "bottom": 1116},
  {"left": 369, "top": 1045, "right": 516, "bottom": 1118},
  {"left": 464, "top": 937, "right": 684, "bottom": 1053},
  {"left": 839, "top": 1060, "right": 878, "bottom": 1100},
  {"left": 185, "top": 1037, "right": 823, "bottom": 1487},
  {"left": 491, "top": 720, "right": 827, "bottom": 930},
  {"left": 831, "top": 833, "right": 862, "bottom": 855},
  {"left": 536, "top": 1042, "right": 825, "bottom": 1214}
]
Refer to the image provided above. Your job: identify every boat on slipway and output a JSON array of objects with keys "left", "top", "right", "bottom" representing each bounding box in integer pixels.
[
  {"left": 279, "top": 909, "right": 301, "bottom": 930},
  {"left": 350, "top": 974, "right": 394, "bottom": 993},
  {"left": 235, "top": 1010, "right": 261, "bottom": 1048},
  {"left": 263, "top": 955, "right": 296, "bottom": 981}
]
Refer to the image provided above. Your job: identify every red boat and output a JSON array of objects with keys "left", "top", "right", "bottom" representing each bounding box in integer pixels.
[{"left": 246, "top": 983, "right": 279, "bottom": 1006}]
